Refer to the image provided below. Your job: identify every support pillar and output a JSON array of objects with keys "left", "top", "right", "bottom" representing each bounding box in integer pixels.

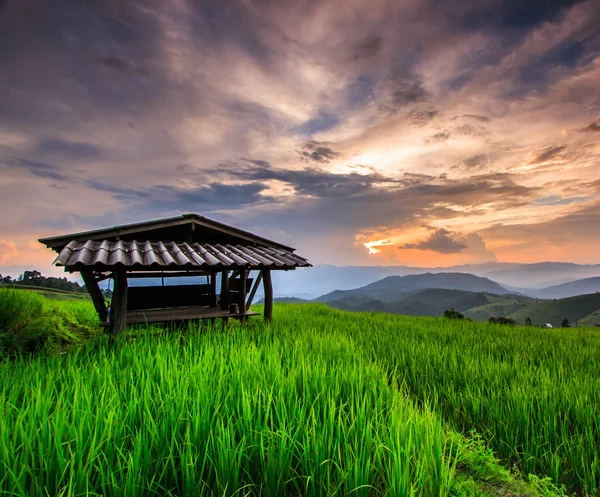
[
  {"left": 111, "top": 269, "right": 128, "bottom": 335},
  {"left": 246, "top": 270, "right": 263, "bottom": 309},
  {"left": 262, "top": 269, "right": 273, "bottom": 322},
  {"left": 238, "top": 269, "right": 247, "bottom": 316},
  {"left": 220, "top": 270, "right": 230, "bottom": 310},
  {"left": 209, "top": 272, "right": 217, "bottom": 307},
  {"left": 81, "top": 271, "right": 108, "bottom": 322}
]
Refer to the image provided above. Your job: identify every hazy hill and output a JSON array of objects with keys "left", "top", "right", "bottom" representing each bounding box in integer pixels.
[
  {"left": 464, "top": 295, "right": 538, "bottom": 321},
  {"left": 577, "top": 309, "right": 600, "bottom": 327},
  {"left": 117, "top": 262, "right": 600, "bottom": 300},
  {"left": 325, "top": 289, "right": 533, "bottom": 318},
  {"left": 316, "top": 272, "right": 509, "bottom": 303},
  {"left": 531, "top": 277, "right": 600, "bottom": 299},
  {"left": 505, "top": 293, "right": 600, "bottom": 327},
  {"left": 483, "top": 263, "right": 600, "bottom": 289}
]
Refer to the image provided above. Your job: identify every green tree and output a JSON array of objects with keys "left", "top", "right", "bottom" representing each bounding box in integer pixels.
[
  {"left": 525, "top": 317, "right": 532, "bottom": 326},
  {"left": 444, "top": 308, "right": 465, "bottom": 320},
  {"left": 561, "top": 318, "right": 570, "bottom": 328}
]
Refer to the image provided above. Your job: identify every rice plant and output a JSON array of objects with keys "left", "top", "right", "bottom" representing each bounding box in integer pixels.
[
  {"left": 0, "top": 293, "right": 592, "bottom": 495},
  {"left": 267, "top": 303, "right": 600, "bottom": 496},
  {"left": 0, "top": 323, "right": 462, "bottom": 496}
]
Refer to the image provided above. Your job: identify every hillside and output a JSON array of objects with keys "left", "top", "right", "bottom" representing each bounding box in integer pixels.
[
  {"left": 2, "top": 283, "right": 91, "bottom": 301},
  {"left": 578, "top": 309, "right": 600, "bottom": 327},
  {"left": 463, "top": 294, "right": 538, "bottom": 321},
  {"left": 325, "top": 289, "right": 532, "bottom": 318},
  {"left": 532, "top": 277, "right": 600, "bottom": 299},
  {"left": 316, "top": 272, "right": 509, "bottom": 302},
  {"left": 262, "top": 262, "right": 600, "bottom": 299},
  {"left": 506, "top": 293, "right": 600, "bottom": 327}
]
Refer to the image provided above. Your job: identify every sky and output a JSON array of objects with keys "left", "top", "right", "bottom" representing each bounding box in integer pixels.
[{"left": 1, "top": 0, "right": 599, "bottom": 277}]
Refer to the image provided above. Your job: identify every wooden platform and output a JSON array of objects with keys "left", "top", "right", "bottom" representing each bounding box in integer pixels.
[{"left": 100, "top": 306, "right": 260, "bottom": 326}]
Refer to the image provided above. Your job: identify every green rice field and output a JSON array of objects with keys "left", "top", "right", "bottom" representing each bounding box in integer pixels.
[{"left": 0, "top": 289, "right": 599, "bottom": 496}]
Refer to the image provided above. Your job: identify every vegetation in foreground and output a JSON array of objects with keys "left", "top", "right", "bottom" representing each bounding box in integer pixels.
[
  {"left": 0, "top": 288, "right": 99, "bottom": 357},
  {"left": 0, "top": 290, "right": 598, "bottom": 495}
]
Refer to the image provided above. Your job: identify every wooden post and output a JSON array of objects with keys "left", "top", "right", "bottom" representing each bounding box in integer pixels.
[
  {"left": 263, "top": 269, "right": 273, "bottom": 322},
  {"left": 209, "top": 272, "right": 217, "bottom": 307},
  {"left": 238, "top": 269, "right": 247, "bottom": 316},
  {"left": 81, "top": 271, "right": 108, "bottom": 322},
  {"left": 111, "top": 269, "right": 128, "bottom": 335},
  {"left": 220, "top": 270, "right": 230, "bottom": 310},
  {"left": 246, "top": 271, "right": 263, "bottom": 309}
]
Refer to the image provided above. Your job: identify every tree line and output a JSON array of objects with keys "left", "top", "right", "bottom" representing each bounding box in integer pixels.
[{"left": 0, "top": 270, "right": 87, "bottom": 294}]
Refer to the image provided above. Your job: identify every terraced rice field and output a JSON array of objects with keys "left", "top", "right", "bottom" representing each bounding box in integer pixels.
[{"left": 0, "top": 291, "right": 598, "bottom": 496}]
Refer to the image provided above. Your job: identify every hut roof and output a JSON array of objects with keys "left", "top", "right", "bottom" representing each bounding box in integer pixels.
[
  {"left": 39, "top": 213, "right": 294, "bottom": 251},
  {"left": 53, "top": 240, "right": 310, "bottom": 271},
  {"left": 39, "top": 214, "right": 311, "bottom": 272}
]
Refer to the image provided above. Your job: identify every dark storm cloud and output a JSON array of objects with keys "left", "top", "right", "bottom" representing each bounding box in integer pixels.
[
  {"left": 578, "top": 120, "right": 600, "bottom": 132},
  {"left": 378, "top": 75, "right": 428, "bottom": 113},
  {"left": 425, "top": 132, "right": 450, "bottom": 143},
  {"left": 457, "top": 154, "right": 489, "bottom": 170},
  {"left": 459, "top": 115, "right": 491, "bottom": 122},
  {"left": 98, "top": 55, "right": 148, "bottom": 77},
  {"left": 294, "top": 112, "right": 340, "bottom": 135},
  {"left": 529, "top": 145, "right": 567, "bottom": 164},
  {"left": 244, "top": 171, "right": 540, "bottom": 239},
  {"left": 425, "top": 121, "right": 491, "bottom": 144},
  {"left": 400, "top": 228, "right": 468, "bottom": 254},
  {"left": 34, "top": 138, "right": 102, "bottom": 160},
  {"left": 299, "top": 141, "right": 341, "bottom": 163},
  {"left": 3, "top": 157, "right": 69, "bottom": 181},
  {"left": 201, "top": 162, "right": 539, "bottom": 234},
  {"left": 86, "top": 179, "right": 274, "bottom": 209},
  {"left": 349, "top": 35, "right": 384, "bottom": 61},
  {"left": 407, "top": 108, "right": 439, "bottom": 127},
  {"left": 224, "top": 160, "right": 385, "bottom": 198}
]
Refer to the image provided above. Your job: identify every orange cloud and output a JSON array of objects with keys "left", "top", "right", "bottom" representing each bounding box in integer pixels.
[{"left": 0, "top": 240, "right": 19, "bottom": 264}]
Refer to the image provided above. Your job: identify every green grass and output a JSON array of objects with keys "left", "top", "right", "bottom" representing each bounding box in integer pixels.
[
  {"left": 0, "top": 321, "right": 546, "bottom": 497},
  {"left": 0, "top": 288, "right": 100, "bottom": 357},
  {"left": 3, "top": 283, "right": 91, "bottom": 300},
  {"left": 266, "top": 303, "right": 600, "bottom": 496},
  {"left": 0, "top": 292, "right": 596, "bottom": 496}
]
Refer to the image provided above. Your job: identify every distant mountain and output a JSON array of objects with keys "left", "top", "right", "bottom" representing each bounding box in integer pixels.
[
  {"left": 531, "top": 277, "right": 600, "bottom": 300},
  {"left": 483, "top": 263, "right": 600, "bottom": 290},
  {"left": 324, "top": 289, "right": 534, "bottom": 318},
  {"left": 316, "top": 272, "right": 510, "bottom": 303},
  {"left": 268, "top": 262, "right": 600, "bottom": 299}
]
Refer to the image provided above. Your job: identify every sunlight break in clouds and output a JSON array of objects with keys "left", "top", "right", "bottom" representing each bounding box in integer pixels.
[{"left": 0, "top": 0, "right": 599, "bottom": 275}]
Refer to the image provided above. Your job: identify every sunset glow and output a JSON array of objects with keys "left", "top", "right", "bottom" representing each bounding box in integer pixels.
[{"left": 1, "top": 0, "right": 599, "bottom": 275}]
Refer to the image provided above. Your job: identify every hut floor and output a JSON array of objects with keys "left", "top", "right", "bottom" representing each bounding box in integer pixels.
[{"left": 100, "top": 306, "right": 260, "bottom": 326}]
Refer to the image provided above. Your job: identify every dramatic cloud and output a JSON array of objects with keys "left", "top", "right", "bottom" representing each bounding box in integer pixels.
[
  {"left": 401, "top": 229, "right": 468, "bottom": 254},
  {"left": 1, "top": 0, "right": 600, "bottom": 273},
  {"left": 529, "top": 145, "right": 568, "bottom": 164},
  {"left": 299, "top": 141, "right": 341, "bottom": 163},
  {"left": 578, "top": 121, "right": 600, "bottom": 132}
]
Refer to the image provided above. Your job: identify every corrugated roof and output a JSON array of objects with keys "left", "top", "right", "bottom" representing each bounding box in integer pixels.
[
  {"left": 55, "top": 240, "right": 311, "bottom": 270},
  {"left": 38, "top": 213, "right": 296, "bottom": 252}
]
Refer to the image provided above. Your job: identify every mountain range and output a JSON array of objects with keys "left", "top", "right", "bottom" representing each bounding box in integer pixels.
[
  {"left": 269, "top": 262, "right": 600, "bottom": 299},
  {"left": 260, "top": 271, "right": 600, "bottom": 328}
]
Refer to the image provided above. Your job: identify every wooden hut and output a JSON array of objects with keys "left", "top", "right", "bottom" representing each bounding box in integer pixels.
[{"left": 39, "top": 214, "right": 311, "bottom": 334}]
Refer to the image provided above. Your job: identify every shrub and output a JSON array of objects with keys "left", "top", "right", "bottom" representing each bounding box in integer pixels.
[{"left": 444, "top": 308, "right": 465, "bottom": 319}]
